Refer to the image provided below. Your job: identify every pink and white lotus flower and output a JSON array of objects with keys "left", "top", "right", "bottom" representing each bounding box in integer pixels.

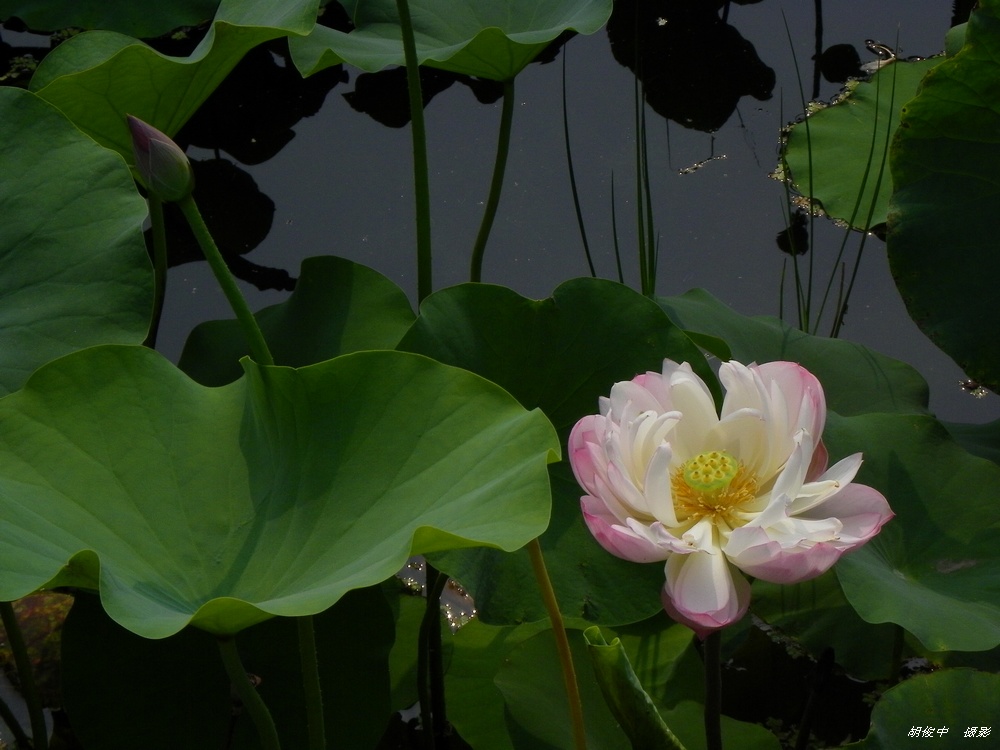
[{"left": 569, "top": 360, "right": 893, "bottom": 638}]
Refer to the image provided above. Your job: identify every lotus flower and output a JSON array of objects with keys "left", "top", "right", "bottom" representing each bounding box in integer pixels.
[
  {"left": 569, "top": 360, "right": 893, "bottom": 638},
  {"left": 126, "top": 115, "right": 194, "bottom": 202}
]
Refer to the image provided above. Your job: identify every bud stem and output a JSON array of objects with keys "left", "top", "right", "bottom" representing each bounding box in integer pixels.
[{"left": 176, "top": 194, "right": 274, "bottom": 367}]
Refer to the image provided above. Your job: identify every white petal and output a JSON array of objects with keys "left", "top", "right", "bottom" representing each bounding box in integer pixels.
[{"left": 643, "top": 442, "right": 679, "bottom": 525}]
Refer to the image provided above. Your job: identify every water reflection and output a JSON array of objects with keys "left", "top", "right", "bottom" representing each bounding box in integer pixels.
[{"left": 607, "top": 0, "right": 775, "bottom": 132}]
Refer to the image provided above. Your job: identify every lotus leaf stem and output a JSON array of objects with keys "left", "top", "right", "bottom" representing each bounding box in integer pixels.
[
  {"left": 0, "top": 601, "right": 45, "bottom": 750},
  {"left": 469, "top": 80, "right": 515, "bottom": 283},
  {"left": 218, "top": 636, "right": 281, "bottom": 750},
  {"left": 418, "top": 565, "right": 449, "bottom": 748},
  {"left": 527, "top": 538, "right": 587, "bottom": 750},
  {"left": 297, "top": 616, "right": 326, "bottom": 750},
  {"left": 395, "top": 0, "right": 433, "bottom": 303}
]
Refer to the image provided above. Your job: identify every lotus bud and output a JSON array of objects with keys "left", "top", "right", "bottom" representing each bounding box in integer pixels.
[{"left": 126, "top": 115, "right": 194, "bottom": 202}]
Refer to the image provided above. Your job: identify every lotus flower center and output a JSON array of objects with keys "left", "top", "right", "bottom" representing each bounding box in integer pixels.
[{"left": 672, "top": 451, "right": 759, "bottom": 525}]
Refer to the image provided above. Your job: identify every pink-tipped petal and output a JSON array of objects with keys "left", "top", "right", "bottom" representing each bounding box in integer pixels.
[
  {"left": 661, "top": 551, "right": 751, "bottom": 637},
  {"left": 581, "top": 496, "right": 671, "bottom": 562}
]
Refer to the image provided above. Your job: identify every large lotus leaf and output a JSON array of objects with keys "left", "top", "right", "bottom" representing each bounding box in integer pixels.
[
  {"left": 658, "top": 288, "right": 930, "bottom": 416},
  {"left": 782, "top": 57, "right": 940, "bottom": 229},
  {"left": 28, "top": 0, "right": 318, "bottom": 160},
  {"left": 400, "top": 279, "right": 716, "bottom": 626},
  {"left": 826, "top": 412, "right": 1000, "bottom": 652},
  {"left": 847, "top": 669, "right": 1000, "bottom": 749},
  {"left": 887, "top": 0, "right": 1000, "bottom": 393},
  {"left": 62, "top": 586, "right": 392, "bottom": 749},
  {"left": 180, "top": 255, "right": 416, "bottom": 385},
  {"left": 0, "top": 0, "right": 219, "bottom": 37},
  {"left": 0, "top": 87, "right": 150, "bottom": 396},
  {"left": 290, "top": 0, "right": 612, "bottom": 81},
  {"left": 0, "top": 345, "right": 558, "bottom": 639}
]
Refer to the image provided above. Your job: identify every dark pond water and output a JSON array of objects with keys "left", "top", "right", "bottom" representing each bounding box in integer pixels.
[{"left": 15, "top": 1, "right": 995, "bottom": 423}]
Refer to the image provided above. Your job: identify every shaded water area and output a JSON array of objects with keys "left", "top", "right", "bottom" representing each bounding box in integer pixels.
[{"left": 105, "top": 0, "right": 996, "bottom": 424}]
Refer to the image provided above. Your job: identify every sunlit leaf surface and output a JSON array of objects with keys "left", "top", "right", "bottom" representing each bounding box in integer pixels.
[
  {"left": 0, "top": 87, "right": 150, "bottom": 396},
  {"left": 0, "top": 345, "right": 558, "bottom": 638}
]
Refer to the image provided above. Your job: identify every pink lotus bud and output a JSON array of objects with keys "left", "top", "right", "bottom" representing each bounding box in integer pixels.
[{"left": 126, "top": 115, "right": 194, "bottom": 202}]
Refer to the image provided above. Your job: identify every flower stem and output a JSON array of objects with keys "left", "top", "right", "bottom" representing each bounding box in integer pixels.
[
  {"left": 527, "top": 538, "right": 587, "bottom": 750},
  {"left": 0, "top": 601, "right": 47, "bottom": 750},
  {"left": 218, "top": 636, "right": 281, "bottom": 750},
  {"left": 142, "top": 195, "right": 168, "bottom": 349},
  {"left": 176, "top": 195, "right": 274, "bottom": 366},
  {"left": 297, "top": 616, "right": 326, "bottom": 750},
  {"left": 703, "top": 630, "right": 723, "bottom": 750},
  {"left": 395, "top": 0, "right": 433, "bottom": 303},
  {"left": 469, "top": 79, "right": 515, "bottom": 283}
]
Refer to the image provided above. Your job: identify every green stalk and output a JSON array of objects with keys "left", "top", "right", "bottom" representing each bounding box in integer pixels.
[
  {"left": 297, "top": 616, "right": 326, "bottom": 750},
  {"left": 781, "top": 11, "right": 815, "bottom": 331},
  {"left": 469, "top": 80, "right": 515, "bottom": 283},
  {"left": 176, "top": 195, "right": 273, "bottom": 366},
  {"left": 562, "top": 48, "right": 596, "bottom": 277},
  {"left": 418, "top": 566, "right": 449, "bottom": 749},
  {"left": 703, "top": 631, "right": 723, "bottom": 750},
  {"left": 0, "top": 601, "right": 46, "bottom": 750},
  {"left": 0, "top": 686, "right": 31, "bottom": 749},
  {"left": 527, "top": 539, "right": 587, "bottom": 750},
  {"left": 142, "top": 196, "right": 168, "bottom": 349},
  {"left": 218, "top": 637, "right": 281, "bottom": 750},
  {"left": 395, "top": 0, "right": 433, "bottom": 303}
]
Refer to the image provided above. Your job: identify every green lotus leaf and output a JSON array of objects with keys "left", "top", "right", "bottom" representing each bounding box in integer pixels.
[
  {"left": 400, "top": 279, "right": 715, "bottom": 626},
  {"left": 180, "top": 255, "right": 416, "bottom": 385},
  {"left": 0, "top": 0, "right": 220, "bottom": 37},
  {"left": 0, "top": 87, "right": 151, "bottom": 396},
  {"left": 782, "top": 57, "right": 941, "bottom": 229},
  {"left": 290, "top": 0, "right": 612, "bottom": 81},
  {"left": 847, "top": 669, "right": 1000, "bottom": 749},
  {"left": 28, "top": 0, "right": 318, "bottom": 159},
  {"left": 657, "top": 288, "right": 930, "bottom": 416},
  {"left": 61, "top": 586, "right": 393, "bottom": 749},
  {"left": 828, "top": 412, "right": 1000, "bottom": 652},
  {"left": 887, "top": 0, "right": 1000, "bottom": 392},
  {"left": 0, "top": 345, "right": 558, "bottom": 639}
]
